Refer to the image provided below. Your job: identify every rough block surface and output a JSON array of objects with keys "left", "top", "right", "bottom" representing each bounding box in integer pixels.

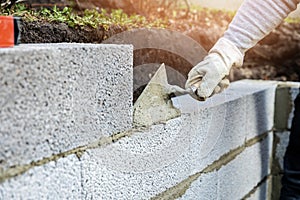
[
  {"left": 172, "top": 80, "right": 276, "bottom": 173},
  {"left": 246, "top": 178, "right": 271, "bottom": 200},
  {"left": 0, "top": 65, "right": 281, "bottom": 199},
  {"left": 0, "top": 44, "right": 133, "bottom": 170},
  {"left": 275, "top": 131, "right": 290, "bottom": 170},
  {"left": 0, "top": 155, "right": 82, "bottom": 199},
  {"left": 287, "top": 85, "right": 300, "bottom": 129},
  {"left": 173, "top": 80, "right": 276, "bottom": 140},
  {"left": 79, "top": 89, "right": 275, "bottom": 199},
  {"left": 181, "top": 134, "right": 273, "bottom": 200}
]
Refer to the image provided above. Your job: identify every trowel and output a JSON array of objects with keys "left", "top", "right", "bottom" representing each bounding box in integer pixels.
[{"left": 133, "top": 63, "right": 200, "bottom": 127}]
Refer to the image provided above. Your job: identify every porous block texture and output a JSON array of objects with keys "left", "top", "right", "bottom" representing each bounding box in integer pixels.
[
  {"left": 172, "top": 80, "right": 276, "bottom": 171},
  {"left": 80, "top": 116, "right": 194, "bottom": 199},
  {"left": 0, "top": 74, "right": 280, "bottom": 199},
  {"left": 78, "top": 79, "right": 276, "bottom": 199},
  {"left": 0, "top": 155, "right": 82, "bottom": 199},
  {"left": 287, "top": 85, "right": 300, "bottom": 129},
  {"left": 246, "top": 179, "right": 271, "bottom": 200},
  {"left": 181, "top": 134, "right": 273, "bottom": 200},
  {"left": 275, "top": 131, "right": 290, "bottom": 170},
  {"left": 0, "top": 44, "right": 133, "bottom": 170}
]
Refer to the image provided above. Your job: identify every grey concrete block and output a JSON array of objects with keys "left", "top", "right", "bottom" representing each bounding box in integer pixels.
[
  {"left": 181, "top": 134, "right": 272, "bottom": 200},
  {"left": 178, "top": 172, "right": 218, "bottom": 200},
  {"left": 172, "top": 80, "right": 276, "bottom": 173},
  {"left": 0, "top": 44, "right": 133, "bottom": 170},
  {"left": 227, "top": 80, "right": 277, "bottom": 139},
  {"left": 81, "top": 116, "right": 196, "bottom": 199},
  {"left": 0, "top": 155, "right": 81, "bottom": 200},
  {"left": 275, "top": 131, "right": 290, "bottom": 170},
  {"left": 287, "top": 85, "right": 300, "bottom": 129},
  {"left": 186, "top": 101, "right": 247, "bottom": 173},
  {"left": 245, "top": 178, "right": 271, "bottom": 200},
  {"left": 274, "top": 82, "right": 300, "bottom": 130},
  {"left": 217, "top": 134, "right": 273, "bottom": 200},
  {"left": 79, "top": 111, "right": 273, "bottom": 199},
  {"left": 173, "top": 80, "right": 276, "bottom": 139},
  {"left": 245, "top": 87, "right": 276, "bottom": 140}
]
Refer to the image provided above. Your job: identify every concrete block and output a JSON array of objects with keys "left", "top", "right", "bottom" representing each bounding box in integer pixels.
[
  {"left": 217, "top": 134, "right": 273, "bottom": 200},
  {"left": 173, "top": 80, "right": 276, "bottom": 139},
  {"left": 275, "top": 82, "right": 300, "bottom": 130},
  {"left": 181, "top": 134, "right": 273, "bottom": 200},
  {"left": 178, "top": 172, "right": 218, "bottom": 200},
  {"left": 245, "top": 87, "right": 276, "bottom": 140},
  {"left": 246, "top": 178, "right": 271, "bottom": 200},
  {"left": 271, "top": 174, "right": 283, "bottom": 200},
  {"left": 0, "top": 133, "right": 273, "bottom": 200},
  {"left": 0, "top": 43, "right": 133, "bottom": 170},
  {"left": 227, "top": 80, "right": 276, "bottom": 139},
  {"left": 81, "top": 116, "right": 196, "bottom": 199},
  {"left": 173, "top": 80, "right": 276, "bottom": 174},
  {"left": 186, "top": 100, "right": 247, "bottom": 174},
  {"left": 0, "top": 155, "right": 81, "bottom": 200},
  {"left": 274, "top": 131, "right": 290, "bottom": 170},
  {"left": 79, "top": 111, "right": 273, "bottom": 199},
  {"left": 287, "top": 86, "right": 300, "bottom": 129}
]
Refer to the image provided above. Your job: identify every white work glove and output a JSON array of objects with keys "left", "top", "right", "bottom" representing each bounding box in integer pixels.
[
  {"left": 186, "top": 38, "right": 243, "bottom": 99},
  {"left": 186, "top": 0, "right": 300, "bottom": 100}
]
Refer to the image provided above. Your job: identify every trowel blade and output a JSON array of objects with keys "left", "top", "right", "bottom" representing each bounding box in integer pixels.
[
  {"left": 133, "top": 63, "right": 181, "bottom": 127},
  {"left": 153, "top": 64, "right": 200, "bottom": 100},
  {"left": 148, "top": 63, "right": 169, "bottom": 85},
  {"left": 151, "top": 64, "right": 192, "bottom": 97}
]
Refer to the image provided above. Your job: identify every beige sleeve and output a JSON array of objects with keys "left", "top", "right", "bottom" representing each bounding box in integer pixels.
[{"left": 223, "top": 0, "right": 300, "bottom": 54}]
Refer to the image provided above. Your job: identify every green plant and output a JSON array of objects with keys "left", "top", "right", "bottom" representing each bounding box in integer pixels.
[{"left": 0, "top": 3, "right": 167, "bottom": 30}]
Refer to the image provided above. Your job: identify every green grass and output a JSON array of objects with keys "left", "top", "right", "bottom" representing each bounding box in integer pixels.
[{"left": 0, "top": 4, "right": 168, "bottom": 30}]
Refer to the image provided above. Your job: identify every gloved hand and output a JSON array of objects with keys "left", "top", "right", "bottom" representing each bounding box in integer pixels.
[
  {"left": 185, "top": 38, "right": 243, "bottom": 100},
  {"left": 186, "top": 0, "right": 299, "bottom": 100}
]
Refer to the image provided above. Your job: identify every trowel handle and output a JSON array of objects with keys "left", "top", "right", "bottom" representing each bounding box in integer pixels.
[
  {"left": 169, "top": 85, "right": 205, "bottom": 101},
  {"left": 186, "top": 85, "right": 206, "bottom": 101}
]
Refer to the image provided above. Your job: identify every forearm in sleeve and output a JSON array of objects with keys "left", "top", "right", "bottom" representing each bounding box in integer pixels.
[{"left": 223, "top": 0, "right": 300, "bottom": 54}]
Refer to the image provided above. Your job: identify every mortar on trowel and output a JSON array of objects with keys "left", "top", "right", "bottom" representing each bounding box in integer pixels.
[{"left": 133, "top": 63, "right": 201, "bottom": 127}]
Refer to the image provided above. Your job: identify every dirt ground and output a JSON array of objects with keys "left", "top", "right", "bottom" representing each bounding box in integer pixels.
[{"left": 20, "top": 9, "right": 300, "bottom": 82}]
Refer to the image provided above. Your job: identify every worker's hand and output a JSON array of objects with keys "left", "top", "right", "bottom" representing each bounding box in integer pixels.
[
  {"left": 185, "top": 38, "right": 244, "bottom": 100},
  {"left": 186, "top": 53, "right": 230, "bottom": 100}
]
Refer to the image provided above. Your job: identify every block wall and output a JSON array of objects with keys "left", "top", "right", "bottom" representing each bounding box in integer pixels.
[{"left": 0, "top": 44, "right": 293, "bottom": 199}]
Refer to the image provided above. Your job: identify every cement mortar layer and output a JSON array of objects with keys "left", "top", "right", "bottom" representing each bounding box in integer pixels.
[{"left": 0, "top": 43, "right": 133, "bottom": 170}]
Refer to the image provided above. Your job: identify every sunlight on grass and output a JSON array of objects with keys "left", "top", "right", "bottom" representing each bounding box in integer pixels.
[{"left": 0, "top": 4, "right": 168, "bottom": 30}]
